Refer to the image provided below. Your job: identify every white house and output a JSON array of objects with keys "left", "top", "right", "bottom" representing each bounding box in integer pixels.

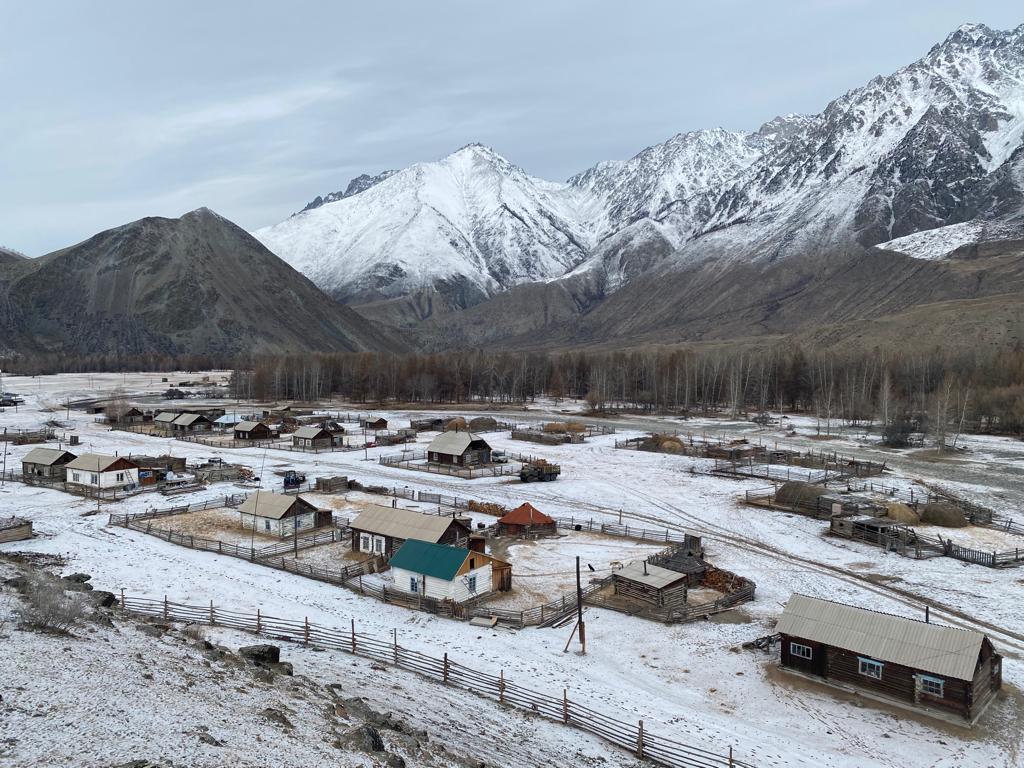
[
  {"left": 64, "top": 453, "right": 140, "bottom": 491},
  {"left": 388, "top": 539, "right": 510, "bottom": 603},
  {"left": 237, "top": 492, "right": 327, "bottom": 537}
]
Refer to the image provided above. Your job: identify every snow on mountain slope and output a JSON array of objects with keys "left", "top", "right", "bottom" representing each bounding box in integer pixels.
[
  {"left": 876, "top": 220, "right": 1023, "bottom": 260},
  {"left": 257, "top": 23, "right": 1024, "bottom": 304},
  {"left": 255, "top": 144, "right": 592, "bottom": 304}
]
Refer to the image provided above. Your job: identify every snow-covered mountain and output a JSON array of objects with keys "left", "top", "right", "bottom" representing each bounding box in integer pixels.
[
  {"left": 255, "top": 144, "right": 591, "bottom": 304},
  {"left": 256, "top": 23, "right": 1024, "bottom": 306}
]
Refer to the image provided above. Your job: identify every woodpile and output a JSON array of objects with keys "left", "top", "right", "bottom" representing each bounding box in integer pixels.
[{"left": 467, "top": 500, "right": 508, "bottom": 517}]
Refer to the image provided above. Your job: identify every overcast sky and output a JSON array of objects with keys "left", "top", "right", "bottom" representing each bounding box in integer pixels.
[{"left": 2, "top": 1, "right": 1021, "bottom": 255}]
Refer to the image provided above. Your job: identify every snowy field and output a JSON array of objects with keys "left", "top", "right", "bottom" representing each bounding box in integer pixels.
[{"left": 2, "top": 372, "right": 1024, "bottom": 767}]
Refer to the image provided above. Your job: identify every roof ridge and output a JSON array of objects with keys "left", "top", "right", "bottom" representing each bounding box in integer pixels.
[{"left": 789, "top": 593, "right": 977, "bottom": 635}]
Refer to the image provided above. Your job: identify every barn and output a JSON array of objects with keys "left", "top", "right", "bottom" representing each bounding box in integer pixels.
[
  {"left": 360, "top": 417, "right": 388, "bottom": 430},
  {"left": 389, "top": 539, "right": 511, "bottom": 602},
  {"left": 171, "top": 413, "right": 214, "bottom": 433},
  {"left": 426, "top": 431, "right": 492, "bottom": 467},
  {"left": 21, "top": 447, "right": 77, "bottom": 480},
  {"left": 234, "top": 421, "right": 273, "bottom": 441},
  {"left": 65, "top": 453, "right": 140, "bottom": 491},
  {"left": 496, "top": 502, "right": 557, "bottom": 536},
  {"left": 237, "top": 492, "right": 330, "bottom": 537},
  {"left": 612, "top": 561, "right": 691, "bottom": 609},
  {"left": 349, "top": 505, "right": 471, "bottom": 557},
  {"left": 777, "top": 594, "right": 1002, "bottom": 722}
]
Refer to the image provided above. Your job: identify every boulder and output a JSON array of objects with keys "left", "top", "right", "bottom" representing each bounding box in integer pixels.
[
  {"left": 89, "top": 590, "right": 117, "bottom": 608},
  {"left": 238, "top": 644, "right": 281, "bottom": 665},
  {"left": 344, "top": 724, "right": 385, "bottom": 753},
  {"left": 62, "top": 573, "right": 92, "bottom": 583}
]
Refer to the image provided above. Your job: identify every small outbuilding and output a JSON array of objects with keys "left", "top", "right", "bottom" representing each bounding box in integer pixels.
[
  {"left": 777, "top": 594, "right": 1002, "bottom": 722},
  {"left": 0, "top": 516, "right": 33, "bottom": 543},
  {"left": 237, "top": 492, "right": 330, "bottom": 537},
  {"left": 389, "top": 539, "right": 511, "bottom": 601},
  {"left": 21, "top": 447, "right": 77, "bottom": 480},
  {"left": 65, "top": 453, "right": 140, "bottom": 491},
  {"left": 349, "top": 505, "right": 471, "bottom": 557},
  {"left": 426, "top": 431, "right": 492, "bottom": 467},
  {"left": 496, "top": 503, "right": 557, "bottom": 536},
  {"left": 153, "top": 411, "right": 179, "bottom": 430},
  {"left": 234, "top": 421, "right": 273, "bottom": 441},
  {"left": 612, "top": 561, "right": 691, "bottom": 609},
  {"left": 360, "top": 417, "right": 388, "bottom": 431}
]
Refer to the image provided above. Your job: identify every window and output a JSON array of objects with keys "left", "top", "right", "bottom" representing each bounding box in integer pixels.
[
  {"left": 72, "top": 472, "right": 80, "bottom": 482},
  {"left": 858, "top": 658, "right": 883, "bottom": 680},
  {"left": 919, "top": 675, "right": 944, "bottom": 697},
  {"left": 264, "top": 520, "right": 271, "bottom": 531},
  {"left": 90, "top": 473, "right": 99, "bottom": 485},
  {"left": 790, "top": 642, "right": 813, "bottom": 660},
  {"left": 469, "top": 557, "right": 476, "bottom": 569},
  {"left": 410, "top": 577, "right": 420, "bottom": 593},
  {"left": 374, "top": 537, "right": 384, "bottom": 554},
  {"left": 116, "top": 472, "right": 124, "bottom": 482},
  {"left": 467, "top": 575, "right": 477, "bottom": 593}
]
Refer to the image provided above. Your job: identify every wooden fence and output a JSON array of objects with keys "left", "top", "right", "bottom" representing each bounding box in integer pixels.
[
  {"left": 377, "top": 450, "right": 531, "bottom": 478},
  {"left": 116, "top": 594, "right": 754, "bottom": 768}
]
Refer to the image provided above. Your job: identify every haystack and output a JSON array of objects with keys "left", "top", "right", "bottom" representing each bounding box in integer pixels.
[
  {"left": 564, "top": 422, "right": 586, "bottom": 433},
  {"left": 884, "top": 502, "right": 920, "bottom": 525},
  {"left": 919, "top": 502, "right": 968, "bottom": 528},
  {"left": 468, "top": 416, "right": 497, "bottom": 431},
  {"left": 659, "top": 438, "right": 684, "bottom": 453},
  {"left": 774, "top": 481, "right": 826, "bottom": 509},
  {"left": 445, "top": 417, "right": 468, "bottom": 432},
  {"left": 543, "top": 422, "right": 568, "bottom": 433}
]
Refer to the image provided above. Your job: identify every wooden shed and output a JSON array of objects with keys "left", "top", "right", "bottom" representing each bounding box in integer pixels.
[
  {"left": 496, "top": 503, "right": 557, "bottom": 536},
  {"left": 292, "top": 424, "right": 345, "bottom": 450},
  {"left": 426, "top": 431, "right": 492, "bottom": 467},
  {"left": 360, "top": 417, "right": 388, "bottom": 430},
  {"left": 0, "top": 517, "right": 33, "bottom": 543},
  {"left": 21, "top": 447, "right": 77, "bottom": 480},
  {"left": 349, "top": 505, "right": 470, "bottom": 557},
  {"left": 612, "top": 561, "right": 691, "bottom": 608},
  {"left": 777, "top": 594, "right": 1002, "bottom": 722},
  {"left": 389, "top": 539, "right": 511, "bottom": 601},
  {"left": 234, "top": 421, "right": 273, "bottom": 441},
  {"left": 237, "top": 492, "right": 330, "bottom": 537}
]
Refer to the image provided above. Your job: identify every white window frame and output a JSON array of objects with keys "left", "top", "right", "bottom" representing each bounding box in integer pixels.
[
  {"left": 72, "top": 472, "right": 80, "bottom": 482},
  {"left": 373, "top": 536, "right": 384, "bottom": 554},
  {"left": 858, "top": 657, "right": 883, "bottom": 680},
  {"left": 919, "top": 675, "right": 944, "bottom": 697},
  {"left": 467, "top": 574, "right": 477, "bottom": 593},
  {"left": 116, "top": 472, "right": 124, "bottom": 482},
  {"left": 264, "top": 519, "right": 271, "bottom": 531},
  {"left": 790, "top": 642, "right": 813, "bottom": 660},
  {"left": 409, "top": 576, "right": 420, "bottom": 593},
  {"left": 360, "top": 534, "right": 371, "bottom": 552},
  {"left": 89, "top": 473, "right": 99, "bottom": 485}
]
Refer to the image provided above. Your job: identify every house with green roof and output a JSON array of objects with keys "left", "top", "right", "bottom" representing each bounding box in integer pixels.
[{"left": 389, "top": 539, "right": 511, "bottom": 603}]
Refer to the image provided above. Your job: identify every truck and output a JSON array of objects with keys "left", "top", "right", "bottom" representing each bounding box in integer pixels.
[
  {"left": 519, "top": 460, "right": 560, "bottom": 482},
  {"left": 283, "top": 470, "right": 306, "bottom": 490}
]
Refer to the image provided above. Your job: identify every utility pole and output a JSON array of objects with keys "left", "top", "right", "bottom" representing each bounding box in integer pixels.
[
  {"left": 1, "top": 427, "right": 7, "bottom": 486},
  {"left": 563, "top": 555, "right": 586, "bottom": 654}
]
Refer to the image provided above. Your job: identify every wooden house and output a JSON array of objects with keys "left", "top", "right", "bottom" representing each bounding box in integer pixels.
[
  {"left": 21, "top": 447, "right": 77, "bottom": 480},
  {"left": 131, "top": 455, "right": 187, "bottom": 486},
  {"left": 153, "top": 411, "right": 179, "bottom": 431},
  {"left": 234, "top": 420, "right": 273, "bottom": 441},
  {"left": 777, "top": 594, "right": 1002, "bottom": 722},
  {"left": 426, "top": 431, "right": 492, "bottom": 467},
  {"left": 496, "top": 502, "right": 557, "bottom": 536},
  {"left": 0, "top": 516, "right": 33, "bottom": 543},
  {"left": 612, "top": 561, "right": 691, "bottom": 608},
  {"left": 119, "top": 407, "right": 146, "bottom": 424},
  {"left": 291, "top": 424, "right": 345, "bottom": 450},
  {"left": 65, "top": 453, "right": 140, "bottom": 491},
  {"left": 389, "top": 539, "right": 511, "bottom": 602},
  {"left": 237, "top": 492, "right": 330, "bottom": 537},
  {"left": 360, "top": 416, "right": 388, "bottom": 431},
  {"left": 349, "top": 505, "right": 470, "bottom": 557},
  {"left": 171, "top": 413, "right": 214, "bottom": 433}
]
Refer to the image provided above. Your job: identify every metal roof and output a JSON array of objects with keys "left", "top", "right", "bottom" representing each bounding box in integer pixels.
[
  {"left": 350, "top": 505, "right": 462, "bottom": 543},
  {"left": 293, "top": 425, "right": 329, "bottom": 439},
  {"left": 237, "top": 492, "right": 308, "bottom": 520},
  {"left": 776, "top": 594, "right": 985, "bottom": 681},
  {"left": 65, "top": 453, "right": 135, "bottom": 472},
  {"left": 389, "top": 539, "right": 470, "bottom": 581},
  {"left": 234, "top": 420, "right": 265, "bottom": 432},
  {"left": 427, "top": 431, "right": 489, "bottom": 456},
  {"left": 154, "top": 412, "right": 179, "bottom": 423},
  {"left": 499, "top": 502, "right": 555, "bottom": 526},
  {"left": 21, "top": 447, "right": 76, "bottom": 466},
  {"left": 615, "top": 561, "right": 690, "bottom": 589}
]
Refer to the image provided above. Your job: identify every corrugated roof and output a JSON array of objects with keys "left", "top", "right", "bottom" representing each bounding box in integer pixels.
[
  {"left": 615, "top": 561, "right": 690, "bottom": 589},
  {"left": 293, "top": 425, "right": 328, "bottom": 439},
  {"left": 22, "top": 447, "right": 75, "bottom": 466},
  {"left": 350, "top": 505, "right": 460, "bottom": 543},
  {"left": 237, "top": 492, "right": 304, "bottom": 520},
  {"left": 214, "top": 413, "right": 245, "bottom": 425},
  {"left": 390, "top": 539, "right": 470, "bottom": 581},
  {"left": 235, "top": 420, "right": 265, "bottom": 432},
  {"left": 154, "top": 412, "right": 178, "bottom": 422},
  {"left": 65, "top": 453, "right": 133, "bottom": 472},
  {"left": 776, "top": 594, "right": 985, "bottom": 681},
  {"left": 427, "top": 431, "right": 489, "bottom": 456},
  {"left": 499, "top": 502, "right": 554, "bottom": 526}
]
